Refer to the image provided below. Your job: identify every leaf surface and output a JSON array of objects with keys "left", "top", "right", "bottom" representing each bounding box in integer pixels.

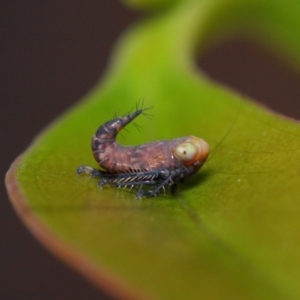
[{"left": 6, "top": 1, "right": 300, "bottom": 299}]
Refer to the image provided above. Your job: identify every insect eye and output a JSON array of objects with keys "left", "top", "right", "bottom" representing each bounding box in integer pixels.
[{"left": 174, "top": 142, "right": 197, "bottom": 162}]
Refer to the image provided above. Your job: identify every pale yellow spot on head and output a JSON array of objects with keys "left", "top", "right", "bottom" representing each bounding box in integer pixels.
[
  {"left": 173, "top": 136, "right": 210, "bottom": 166},
  {"left": 174, "top": 143, "right": 197, "bottom": 163}
]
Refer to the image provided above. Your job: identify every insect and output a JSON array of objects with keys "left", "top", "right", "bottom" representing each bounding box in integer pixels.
[{"left": 77, "top": 105, "right": 210, "bottom": 199}]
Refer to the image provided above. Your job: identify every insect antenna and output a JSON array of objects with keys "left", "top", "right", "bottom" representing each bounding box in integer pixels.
[{"left": 206, "top": 102, "right": 243, "bottom": 163}]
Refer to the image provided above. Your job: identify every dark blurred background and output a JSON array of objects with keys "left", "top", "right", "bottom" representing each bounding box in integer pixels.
[{"left": 1, "top": 1, "right": 300, "bottom": 299}]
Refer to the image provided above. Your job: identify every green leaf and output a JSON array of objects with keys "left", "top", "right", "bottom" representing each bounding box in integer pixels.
[{"left": 6, "top": 0, "right": 300, "bottom": 299}]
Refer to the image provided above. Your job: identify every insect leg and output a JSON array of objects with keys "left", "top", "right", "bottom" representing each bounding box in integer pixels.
[
  {"left": 170, "top": 183, "right": 178, "bottom": 195},
  {"left": 116, "top": 180, "right": 157, "bottom": 187},
  {"left": 99, "top": 170, "right": 160, "bottom": 185},
  {"left": 98, "top": 179, "right": 156, "bottom": 188},
  {"left": 76, "top": 165, "right": 106, "bottom": 178},
  {"left": 136, "top": 169, "right": 180, "bottom": 198},
  {"left": 96, "top": 169, "right": 160, "bottom": 191},
  {"left": 125, "top": 170, "right": 159, "bottom": 178}
]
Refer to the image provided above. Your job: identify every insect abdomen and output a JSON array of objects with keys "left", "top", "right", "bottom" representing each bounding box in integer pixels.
[{"left": 95, "top": 109, "right": 144, "bottom": 141}]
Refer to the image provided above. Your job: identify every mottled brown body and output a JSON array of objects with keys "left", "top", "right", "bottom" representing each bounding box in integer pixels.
[
  {"left": 93, "top": 137, "right": 190, "bottom": 174},
  {"left": 78, "top": 107, "right": 210, "bottom": 198}
]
